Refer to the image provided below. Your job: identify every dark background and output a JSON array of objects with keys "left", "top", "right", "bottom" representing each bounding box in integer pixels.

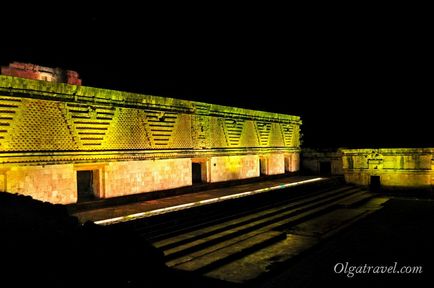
[{"left": 2, "top": 6, "right": 431, "bottom": 148}]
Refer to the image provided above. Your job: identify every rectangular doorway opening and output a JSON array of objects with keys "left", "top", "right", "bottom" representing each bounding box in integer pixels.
[
  {"left": 370, "top": 175, "right": 381, "bottom": 192},
  {"left": 259, "top": 158, "right": 267, "bottom": 176},
  {"left": 285, "top": 156, "right": 291, "bottom": 173},
  {"left": 192, "top": 163, "right": 203, "bottom": 184},
  {"left": 77, "top": 170, "right": 97, "bottom": 202},
  {"left": 319, "top": 161, "right": 332, "bottom": 176}
]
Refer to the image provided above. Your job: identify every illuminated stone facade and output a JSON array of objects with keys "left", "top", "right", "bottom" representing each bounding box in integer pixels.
[
  {"left": 341, "top": 148, "right": 434, "bottom": 192},
  {"left": 0, "top": 75, "right": 301, "bottom": 204},
  {"left": 1, "top": 62, "right": 82, "bottom": 85}
]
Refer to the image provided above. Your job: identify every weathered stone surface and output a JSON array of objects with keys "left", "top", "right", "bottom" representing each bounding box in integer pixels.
[
  {"left": 0, "top": 76, "right": 301, "bottom": 203},
  {"left": 0, "top": 75, "right": 300, "bottom": 156},
  {"left": 104, "top": 158, "right": 192, "bottom": 198},
  {"left": 287, "top": 152, "right": 300, "bottom": 172},
  {"left": 209, "top": 155, "right": 260, "bottom": 182},
  {"left": 264, "top": 153, "right": 285, "bottom": 175},
  {"left": 3, "top": 164, "right": 76, "bottom": 204},
  {"left": 341, "top": 148, "right": 434, "bottom": 190},
  {"left": 302, "top": 148, "right": 343, "bottom": 175}
]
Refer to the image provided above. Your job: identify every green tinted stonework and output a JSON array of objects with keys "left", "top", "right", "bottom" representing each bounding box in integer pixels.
[
  {"left": 341, "top": 148, "right": 434, "bottom": 191},
  {"left": 0, "top": 75, "right": 301, "bottom": 203}
]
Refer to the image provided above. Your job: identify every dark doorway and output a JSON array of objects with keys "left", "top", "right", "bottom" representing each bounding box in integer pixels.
[
  {"left": 192, "top": 163, "right": 202, "bottom": 184},
  {"left": 319, "top": 161, "right": 332, "bottom": 176},
  {"left": 77, "top": 170, "right": 94, "bottom": 201},
  {"left": 259, "top": 158, "right": 267, "bottom": 176},
  {"left": 370, "top": 176, "right": 381, "bottom": 192}
]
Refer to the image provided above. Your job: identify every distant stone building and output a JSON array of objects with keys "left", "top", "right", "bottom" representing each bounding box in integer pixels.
[
  {"left": 302, "top": 148, "right": 434, "bottom": 192},
  {"left": 1, "top": 62, "right": 81, "bottom": 85},
  {"left": 341, "top": 148, "right": 434, "bottom": 192},
  {"left": 0, "top": 75, "right": 301, "bottom": 204}
]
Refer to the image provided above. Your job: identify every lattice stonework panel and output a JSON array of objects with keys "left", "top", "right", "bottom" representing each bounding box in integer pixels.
[
  {"left": 65, "top": 103, "right": 116, "bottom": 149},
  {"left": 191, "top": 115, "right": 210, "bottom": 149},
  {"left": 2, "top": 98, "right": 77, "bottom": 151},
  {"left": 0, "top": 96, "right": 21, "bottom": 150},
  {"left": 103, "top": 108, "right": 151, "bottom": 149},
  {"left": 240, "top": 120, "right": 259, "bottom": 147},
  {"left": 210, "top": 117, "right": 228, "bottom": 148},
  {"left": 170, "top": 114, "right": 193, "bottom": 148},
  {"left": 256, "top": 121, "right": 272, "bottom": 146},
  {"left": 269, "top": 123, "right": 285, "bottom": 147},
  {"left": 144, "top": 111, "right": 178, "bottom": 148},
  {"left": 282, "top": 123, "right": 294, "bottom": 147},
  {"left": 292, "top": 125, "right": 300, "bottom": 147},
  {"left": 224, "top": 118, "right": 245, "bottom": 147}
]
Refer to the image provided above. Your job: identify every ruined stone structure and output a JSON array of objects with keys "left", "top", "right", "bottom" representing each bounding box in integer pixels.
[
  {"left": 1, "top": 62, "right": 82, "bottom": 85},
  {"left": 302, "top": 148, "right": 433, "bottom": 192},
  {"left": 302, "top": 148, "right": 343, "bottom": 176},
  {"left": 341, "top": 148, "right": 434, "bottom": 192},
  {"left": 0, "top": 75, "right": 301, "bottom": 204}
]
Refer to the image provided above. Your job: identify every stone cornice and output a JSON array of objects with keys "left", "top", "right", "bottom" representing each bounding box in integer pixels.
[
  {"left": 340, "top": 148, "right": 434, "bottom": 155},
  {"left": 0, "top": 75, "right": 301, "bottom": 124},
  {"left": 0, "top": 147, "right": 300, "bottom": 165}
]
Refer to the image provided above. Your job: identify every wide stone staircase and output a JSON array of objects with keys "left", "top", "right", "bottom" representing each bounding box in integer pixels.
[{"left": 120, "top": 179, "right": 388, "bottom": 284}]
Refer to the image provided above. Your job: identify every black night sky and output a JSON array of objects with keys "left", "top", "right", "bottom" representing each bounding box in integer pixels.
[{"left": 2, "top": 7, "right": 431, "bottom": 148}]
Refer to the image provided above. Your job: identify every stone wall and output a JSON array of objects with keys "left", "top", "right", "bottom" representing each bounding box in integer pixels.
[
  {"left": 0, "top": 75, "right": 301, "bottom": 204},
  {"left": 1, "top": 62, "right": 82, "bottom": 85},
  {"left": 1, "top": 164, "right": 76, "bottom": 204},
  {"left": 284, "top": 153, "right": 300, "bottom": 172},
  {"left": 264, "top": 153, "right": 285, "bottom": 175},
  {"left": 0, "top": 75, "right": 300, "bottom": 154},
  {"left": 0, "top": 159, "right": 192, "bottom": 204},
  {"left": 341, "top": 148, "right": 434, "bottom": 190},
  {"left": 258, "top": 153, "right": 285, "bottom": 175},
  {"left": 209, "top": 155, "right": 260, "bottom": 182},
  {"left": 301, "top": 149, "right": 343, "bottom": 175},
  {"left": 104, "top": 158, "right": 192, "bottom": 198}
]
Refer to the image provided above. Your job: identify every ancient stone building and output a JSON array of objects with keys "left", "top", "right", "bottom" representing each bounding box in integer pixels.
[
  {"left": 341, "top": 148, "right": 434, "bottom": 192},
  {"left": 0, "top": 75, "right": 301, "bottom": 204},
  {"left": 1, "top": 62, "right": 82, "bottom": 85},
  {"left": 302, "top": 148, "right": 433, "bottom": 192}
]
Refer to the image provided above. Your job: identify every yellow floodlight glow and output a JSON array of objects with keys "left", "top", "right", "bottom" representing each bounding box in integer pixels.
[{"left": 94, "top": 177, "right": 324, "bottom": 225}]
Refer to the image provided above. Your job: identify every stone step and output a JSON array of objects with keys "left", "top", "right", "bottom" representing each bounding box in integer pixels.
[
  {"left": 172, "top": 231, "right": 285, "bottom": 273},
  {"left": 160, "top": 188, "right": 364, "bottom": 261},
  {"left": 204, "top": 233, "right": 317, "bottom": 283},
  {"left": 336, "top": 191, "right": 373, "bottom": 207},
  {"left": 203, "top": 200, "right": 387, "bottom": 283},
  {"left": 153, "top": 185, "right": 357, "bottom": 250},
  {"left": 141, "top": 182, "right": 349, "bottom": 240},
  {"left": 287, "top": 208, "right": 369, "bottom": 237}
]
